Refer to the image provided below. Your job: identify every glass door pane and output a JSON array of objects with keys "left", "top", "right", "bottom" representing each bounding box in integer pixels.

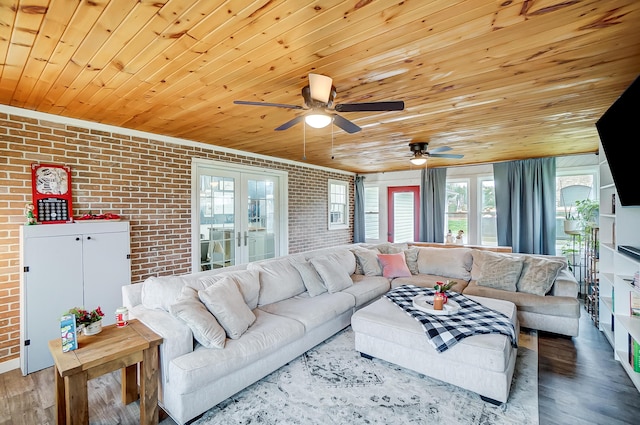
[
  {"left": 199, "top": 173, "right": 238, "bottom": 270},
  {"left": 245, "top": 175, "right": 277, "bottom": 262},
  {"left": 387, "top": 186, "right": 419, "bottom": 243}
]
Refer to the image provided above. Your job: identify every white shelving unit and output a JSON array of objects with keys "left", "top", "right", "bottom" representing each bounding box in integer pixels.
[{"left": 598, "top": 142, "right": 640, "bottom": 392}]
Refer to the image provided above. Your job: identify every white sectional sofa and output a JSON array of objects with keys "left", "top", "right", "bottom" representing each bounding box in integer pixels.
[{"left": 122, "top": 242, "right": 580, "bottom": 424}]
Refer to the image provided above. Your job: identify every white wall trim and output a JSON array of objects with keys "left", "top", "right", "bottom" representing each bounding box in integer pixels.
[
  {"left": 0, "top": 104, "right": 354, "bottom": 176},
  {"left": 0, "top": 358, "right": 19, "bottom": 375}
]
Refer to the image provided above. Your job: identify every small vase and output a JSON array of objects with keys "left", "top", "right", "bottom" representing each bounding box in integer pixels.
[
  {"left": 433, "top": 293, "right": 444, "bottom": 310},
  {"left": 83, "top": 320, "right": 102, "bottom": 336}
]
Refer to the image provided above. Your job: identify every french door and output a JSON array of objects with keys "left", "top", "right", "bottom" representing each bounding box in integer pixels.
[
  {"left": 192, "top": 159, "right": 287, "bottom": 271},
  {"left": 387, "top": 186, "right": 420, "bottom": 243}
]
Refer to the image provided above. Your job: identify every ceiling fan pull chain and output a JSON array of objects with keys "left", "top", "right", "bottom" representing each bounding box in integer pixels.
[
  {"left": 331, "top": 124, "right": 335, "bottom": 160},
  {"left": 302, "top": 121, "right": 307, "bottom": 161}
]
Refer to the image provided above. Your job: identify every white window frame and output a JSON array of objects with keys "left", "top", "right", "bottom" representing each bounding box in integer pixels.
[{"left": 328, "top": 179, "right": 349, "bottom": 230}]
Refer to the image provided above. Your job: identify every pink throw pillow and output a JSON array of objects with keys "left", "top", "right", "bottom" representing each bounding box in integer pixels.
[{"left": 377, "top": 252, "right": 412, "bottom": 278}]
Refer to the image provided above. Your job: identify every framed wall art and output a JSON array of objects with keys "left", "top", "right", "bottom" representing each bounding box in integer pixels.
[{"left": 31, "top": 163, "right": 73, "bottom": 223}]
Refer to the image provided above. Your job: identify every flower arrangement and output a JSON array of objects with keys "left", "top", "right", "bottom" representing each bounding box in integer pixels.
[
  {"left": 65, "top": 306, "right": 104, "bottom": 327},
  {"left": 434, "top": 280, "right": 456, "bottom": 293}
]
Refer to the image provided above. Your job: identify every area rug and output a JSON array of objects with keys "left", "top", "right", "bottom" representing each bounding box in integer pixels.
[{"left": 191, "top": 327, "right": 538, "bottom": 425}]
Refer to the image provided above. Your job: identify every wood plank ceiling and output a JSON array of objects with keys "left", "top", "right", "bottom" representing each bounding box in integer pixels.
[{"left": 1, "top": 0, "right": 639, "bottom": 173}]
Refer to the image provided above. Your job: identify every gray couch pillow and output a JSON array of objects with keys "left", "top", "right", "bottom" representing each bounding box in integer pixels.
[
  {"left": 310, "top": 256, "right": 353, "bottom": 293},
  {"left": 196, "top": 269, "right": 261, "bottom": 310},
  {"left": 474, "top": 250, "right": 524, "bottom": 292},
  {"left": 517, "top": 256, "right": 565, "bottom": 295},
  {"left": 199, "top": 276, "right": 256, "bottom": 340},
  {"left": 403, "top": 247, "right": 420, "bottom": 275},
  {"left": 352, "top": 248, "right": 382, "bottom": 276},
  {"left": 248, "top": 257, "right": 307, "bottom": 306},
  {"left": 291, "top": 261, "right": 327, "bottom": 297},
  {"left": 168, "top": 286, "right": 226, "bottom": 349}
]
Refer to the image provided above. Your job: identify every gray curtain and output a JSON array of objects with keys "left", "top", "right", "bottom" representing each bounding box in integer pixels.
[
  {"left": 493, "top": 158, "right": 556, "bottom": 254},
  {"left": 419, "top": 167, "right": 447, "bottom": 242},
  {"left": 353, "top": 175, "right": 365, "bottom": 243}
]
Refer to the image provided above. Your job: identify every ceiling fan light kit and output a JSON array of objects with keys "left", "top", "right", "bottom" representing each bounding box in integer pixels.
[
  {"left": 410, "top": 154, "right": 428, "bottom": 166},
  {"left": 408, "top": 142, "right": 464, "bottom": 166},
  {"left": 305, "top": 113, "right": 332, "bottom": 128}
]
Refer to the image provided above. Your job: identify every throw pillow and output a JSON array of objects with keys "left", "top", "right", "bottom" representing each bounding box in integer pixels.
[
  {"left": 291, "top": 261, "right": 327, "bottom": 297},
  {"left": 403, "top": 247, "right": 420, "bottom": 275},
  {"left": 248, "top": 257, "right": 307, "bottom": 306},
  {"left": 375, "top": 242, "right": 408, "bottom": 254},
  {"left": 517, "top": 256, "right": 565, "bottom": 295},
  {"left": 168, "top": 286, "right": 226, "bottom": 349},
  {"left": 352, "top": 248, "right": 382, "bottom": 276},
  {"left": 309, "top": 256, "right": 353, "bottom": 293},
  {"left": 475, "top": 250, "right": 524, "bottom": 292},
  {"left": 196, "top": 269, "right": 261, "bottom": 310},
  {"left": 377, "top": 252, "right": 412, "bottom": 278},
  {"left": 198, "top": 276, "right": 256, "bottom": 340}
]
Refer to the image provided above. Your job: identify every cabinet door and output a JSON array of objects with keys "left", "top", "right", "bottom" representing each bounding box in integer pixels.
[
  {"left": 23, "top": 234, "right": 84, "bottom": 374},
  {"left": 82, "top": 230, "right": 131, "bottom": 326}
]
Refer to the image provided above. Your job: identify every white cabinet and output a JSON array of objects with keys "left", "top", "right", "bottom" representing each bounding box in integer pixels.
[
  {"left": 598, "top": 142, "right": 640, "bottom": 392},
  {"left": 19, "top": 221, "right": 131, "bottom": 375}
]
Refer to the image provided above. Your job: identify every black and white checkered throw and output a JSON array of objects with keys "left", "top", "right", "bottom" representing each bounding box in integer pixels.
[{"left": 384, "top": 284, "right": 518, "bottom": 353}]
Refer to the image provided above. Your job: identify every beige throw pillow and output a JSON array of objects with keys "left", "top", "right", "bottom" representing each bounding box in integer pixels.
[
  {"left": 517, "top": 256, "right": 565, "bottom": 295},
  {"left": 417, "top": 247, "right": 473, "bottom": 280},
  {"left": 198, "top": 276, "right": 256, "bottom": 340},
  {"left": 352, "top": 248, "right": 382, "bottom": 276},
  {"left": 403, "top": 247, "right": 420, "bottom": 275},
  {"left": 309, "top": 256, "right": 353, "bottom": 293},
  {"left": 291, "top": 261, "right": 327, "bottom": 297},
  {"left": 475, "top": 250, "right": 524, "bottom": 292},
  {"left": 168, "top": 286, "right": 226, "bottom": 349}
]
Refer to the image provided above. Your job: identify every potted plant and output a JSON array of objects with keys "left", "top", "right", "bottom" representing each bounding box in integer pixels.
[
  {"left": 575, "top": 199, "right": 599, "bottom": 230},
  {"left": 65, "top": 306, "right": 105, "bottom": 335}
]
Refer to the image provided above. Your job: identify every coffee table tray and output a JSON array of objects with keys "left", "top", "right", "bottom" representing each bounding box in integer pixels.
[{"left": 412, "top": 295, "right": 461, "bottom": 315}]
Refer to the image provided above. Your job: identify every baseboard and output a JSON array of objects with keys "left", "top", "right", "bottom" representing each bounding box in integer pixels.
[{"left": 0, "top": 358, "right": 20, "bottom": 375}]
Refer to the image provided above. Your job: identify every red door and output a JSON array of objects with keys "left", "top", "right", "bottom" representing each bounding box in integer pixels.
[{"left": 387, "top": 186, "right": 420, "bottom": 242}]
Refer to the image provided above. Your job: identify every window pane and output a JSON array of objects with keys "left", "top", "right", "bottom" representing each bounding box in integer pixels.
[
  {"left": 328, "top": 180, "right": 349, "bottom": 229},
  {"left": 480, "top": 180, "right": 497, "bottom": 246},
  {"left": 445, "top": 181, "right": 468, "bottom": 243},
  {"left": 364, "top": 187, "right": 379, "bottom": 240},
  {"left": 393, "top": 192, "right": 415, "bottom": 243}
]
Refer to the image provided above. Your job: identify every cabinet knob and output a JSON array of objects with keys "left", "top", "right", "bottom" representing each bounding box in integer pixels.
[
  {"left": 87, "top": 236, "right": 92, "bottom": 240},
  {"left": 76, "top": 237, "right": 80, "bottom": 241}
]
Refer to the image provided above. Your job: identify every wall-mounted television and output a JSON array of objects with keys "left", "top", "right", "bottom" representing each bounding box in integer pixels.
[{"left": 595, "top": 74, "right": 640, "bottom": 207}]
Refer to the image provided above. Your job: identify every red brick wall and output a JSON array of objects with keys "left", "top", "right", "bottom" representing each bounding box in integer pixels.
[{"left": 0, "top": 110, "right": 353, "bottom": 365}]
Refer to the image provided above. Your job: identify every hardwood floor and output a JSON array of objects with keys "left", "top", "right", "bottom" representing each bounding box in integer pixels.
[{"left": 1, "top": 304, "right": 639, "bottom": 424}]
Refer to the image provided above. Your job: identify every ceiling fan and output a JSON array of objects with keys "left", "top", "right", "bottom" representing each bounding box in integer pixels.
[
  {"left": 409, "top": 142, "right": 463, "bottom": 165},
  {"left": 233, "top": 74, "right": 404, "bottom": 134}
]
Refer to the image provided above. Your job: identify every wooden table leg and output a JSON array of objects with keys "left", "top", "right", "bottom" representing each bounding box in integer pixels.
[
  {"left": 139, "top": 346, "right": 160, "bottom": 425},
  {"left": 65, "top": 372, "right": 89, "bottom": 425},
  {"left": 122, "top": 364, "right": 139, "bottom": 404},
  {"left": 54, "top": 366, "right": 66, "bottom": 425}
]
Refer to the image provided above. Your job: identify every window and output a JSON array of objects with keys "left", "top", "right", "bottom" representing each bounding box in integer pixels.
[
  {"left": 328, "top": 179, "right": 348, "bottom": 229},
  {"left": 364, "top": 187, "right": 379, "bottom": 240},
  {"left": 445, "top": 180, "right": 469, "bottom": 244},
  {"left": 479, "top": 178, "right": 497, "bottom": 246}
]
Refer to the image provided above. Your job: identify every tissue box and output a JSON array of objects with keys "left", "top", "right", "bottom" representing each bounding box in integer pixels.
[{"left": 60, "top": 314, "right": 78, "bottom": 352}]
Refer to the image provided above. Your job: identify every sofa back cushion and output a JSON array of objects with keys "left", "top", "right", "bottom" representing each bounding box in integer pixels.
[
  {"left": 417, "top": 247, "right": 473, "bottom": 281},
  {"left": 141, "top": 275, "right": 189, "bottom": 311},
  {"left": 248, "top": 257, "right": 307, "bottom": 306}
]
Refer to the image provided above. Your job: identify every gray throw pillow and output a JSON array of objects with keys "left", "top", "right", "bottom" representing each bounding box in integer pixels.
[
  {"left": 309, "top": 256, "right": 353, "bottom": 293},
  {"left": 404, "top": 247, "right": 420, "bottom": 275},
  {"left": 168, "top": 286, "right": 226, "bottom": 349},
  {"left": 475, "top": 250, "right": 524, "bottom": 292},
  {"left": 517, "top": 256, "right": 565, "bottom": 295},
  {"left": 352, "top": 248, "right": 382, "bottom": 276},
  {"left": 292, "top": 261, "right": 327, "bottom": 297},
  {"left": 198, "top": 276, "right": 256, "bottom": 340}
]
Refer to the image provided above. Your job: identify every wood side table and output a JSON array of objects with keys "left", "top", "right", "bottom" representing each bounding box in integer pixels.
[{"left": 48, "top": 319, "right": 163, "bottom": 425}]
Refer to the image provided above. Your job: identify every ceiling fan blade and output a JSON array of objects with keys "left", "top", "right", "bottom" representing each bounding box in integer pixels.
[
  {"left": 234, "top": 100, "right": 303, "bottom": 110},
  {"left": 309, "top": 74, "right": 333, "bottom": 103},
  {"left": 275, "top": 115, "right": 304, "bottom": 131},
  {"left": 429, "top": 153, "right": 464, "bottom": 159},
  {"left": 428, "top": 146, "right": 452, "bottom": 154},
  {"left": 334, "top": 101, "right": 404, "bottom": 112},
  {"left": 332, "top": 114, "right": 361, "bottom": 134}
]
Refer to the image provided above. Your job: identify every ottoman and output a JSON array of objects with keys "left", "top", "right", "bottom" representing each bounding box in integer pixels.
[{"left": 351, "top": 295, "right": 519, "bottom": 403}]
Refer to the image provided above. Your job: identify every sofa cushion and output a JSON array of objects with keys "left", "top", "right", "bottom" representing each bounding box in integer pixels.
[
  {"left": 417, "top": 247, "right": 473, "bottom": 281},
  {"left": 168, "top": 286, "right": 226, "bottom": 349},
  {"left": 549, "top": 269, "right": 579, "bottom": 297},
  {"left": 141, "top": 275, "right": 188, "bottom": 311},
  {"left": 473, "top": 250, "right": 524, "bottom": 292},
  {"left": 169, "top": 310, "right": 305, "bottom": 395},
  {"left": 259, "top": 291, "right": 355, "bottom": 331},
  {"left": 291, "top": 261, "right": 327, "bottom": 297},
  {"left": 310, "top": 255, "right": 353, "bottom": 293},
  {"left": 403, "top": 247, "right": 420, "bottom": 275},
  {"left": 352, "top": 248, "right": 382, "bottom": 276},
  {"left": 343, "top": 275, "right": 392, "bottom": 308},
  {"left": 196, "top": 269, "right": 261, "bottom": 310},
  {"left": 377, "top": 252, "right": 411, "bottom": 278},
  {"left": 517, "top": 256, "right": 565, "bottom": 295},
  {"left": 198, "top": 276, "right": 256, "bottom": 340},
  {"left": 248, "top": 257, "right": 307, "bottom": 306},
  {"left": 375, "top": 242, "right": 408, "bottom": 254}
]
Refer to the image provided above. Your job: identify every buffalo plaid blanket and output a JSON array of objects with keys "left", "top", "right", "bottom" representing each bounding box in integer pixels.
[{"left": 384, "top": 285, "right": 518, "bottom": 353}]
